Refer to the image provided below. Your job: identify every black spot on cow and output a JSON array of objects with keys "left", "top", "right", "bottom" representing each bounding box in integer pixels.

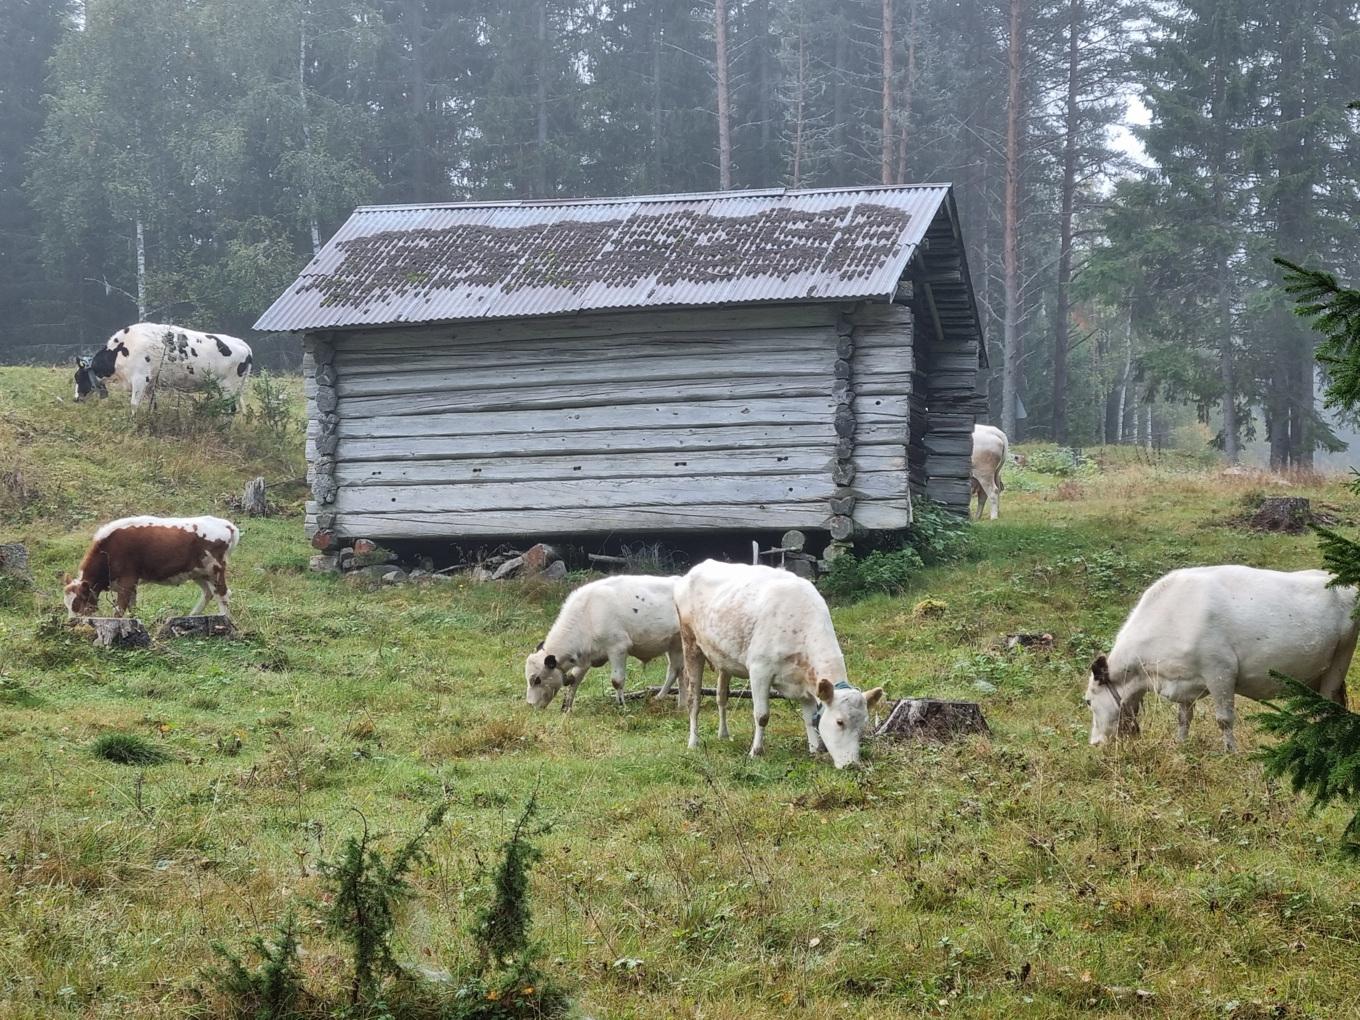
[
  {"left": 121, "top": 326, "right": 130, "bottom": 334},
  {"left": 186, "top": 365, "right": 194, "bottom": 374},
  {"left": 91, "top": 347, "right": 120, "bottom": 378},
  {"left": 214, "top": 336, "right": 231, "bottom": 358},
  {"left": 145, "top": 356, "right": 151, "bottom": 363},
  {"left": 237, "top": 354, "right": 253, "bottom": 377},
  {"left": 190, "top": 346, "right": 198, "bottom": 357}
]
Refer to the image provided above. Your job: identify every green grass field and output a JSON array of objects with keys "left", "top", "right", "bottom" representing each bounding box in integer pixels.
[{"left": 3, "top": 365, "right": 1360, "bottom": 1019}]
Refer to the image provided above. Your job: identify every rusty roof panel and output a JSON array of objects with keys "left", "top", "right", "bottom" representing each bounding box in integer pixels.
[{"left": 255, "top": 185, "right": 960, "bottom": 332}]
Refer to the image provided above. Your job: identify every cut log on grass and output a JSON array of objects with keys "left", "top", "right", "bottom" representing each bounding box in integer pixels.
[
  {"left": 875, "top": 698, "right": 989, "bottom": 742},
  {"left": 1249, "top": 497, "right": 1312, "bottom": 533},
  {"left": 1005, "top": 632, "right": 1054, "bottom": 651},
  {"left": 75, "top": 617, "right": 152, "bottom": 649},
  {"left": 243, "top": 476, "right": 268, "bottom": 516},
  {"left": 159, "top": 615, "right": 237, "bottom": 640}
]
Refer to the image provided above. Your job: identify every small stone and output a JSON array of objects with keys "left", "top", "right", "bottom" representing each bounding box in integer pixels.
[
  {"left": 785, "top": 557, "right": 816, "bottom": 580},
  {"left": 310, "top": 553, "right": 340, "bottom": 573},
  {"left": 311, "top": 529, "right": 338, "bottom": 551},
  {"left": 353, "top": 538, "right": 378, "bottom": 555},
  {"left": 491, "top": 556, "right": 525, "bottom": 580},
  {"left": 380, "top": 569, "right": 408, "bottom": 584},
  {"left": 471, "top": 566, "right": 495, "bottom": 582},
  {"left": 522, "top": 543, "right": 560, "bottom": 574},
  {"left": 348, "top": 564, "right": 398, "bottom": 581},
  {"left": 409, "top": 569, "right": 431, "bottom": 580},
  {"left": 541, "top": 560, "right": 568, "bottom": 580},
  {"left": 348, "top": 546, "right": 397, "bottom": 569}
]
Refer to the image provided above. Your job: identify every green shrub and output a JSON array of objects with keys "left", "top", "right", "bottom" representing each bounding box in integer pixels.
[
  {"left": 905, "top": 501, "right": 973, "bottom": 565},
  {"left": 320, "top": 801, "right": 450, "bottom": 1006},
  {"left": 822, "top": 547, "right": 924, "bottom": 599},
  {"left": 209, "top": 914, "right": 308, "bottom": 1019},
  {"left": 92, "top": 732, "right": 169, "bottom": 766},
  {"left": 1022, "top": 446, "right": 1096, "bottom": 477}
]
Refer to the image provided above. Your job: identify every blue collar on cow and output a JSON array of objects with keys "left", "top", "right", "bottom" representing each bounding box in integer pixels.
[{"left": 812, "top": 680, "right": 857, "bottom": 728}]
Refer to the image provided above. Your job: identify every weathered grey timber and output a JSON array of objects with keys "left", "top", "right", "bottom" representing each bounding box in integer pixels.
[{"left": 261, "top": 185, "right": 987, "bottom": 545}]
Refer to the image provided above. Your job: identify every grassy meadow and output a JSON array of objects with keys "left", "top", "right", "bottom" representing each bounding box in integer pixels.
[{"left": 3, "top": 364, "right": 1360, "bottom": 1018}]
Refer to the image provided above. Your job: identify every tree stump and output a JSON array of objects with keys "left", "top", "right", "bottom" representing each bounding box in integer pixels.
[
  {"left": 76, "top": 617, "right": 152, "bottom": 649},
  {"left": 159, "top": 615, "right": 236, "bottom": 639},
  {"left": 0, "top": 543, "right": 30, "bottom": 580},
  {"left": 875, "top": 698, "right": 990, "bottom": 742},
  {"left": 242, "top": 476, "right": 268, "bottom": 517},
  {"left": 1249, "top": 497, "right": 1312, "bottom": 533}
]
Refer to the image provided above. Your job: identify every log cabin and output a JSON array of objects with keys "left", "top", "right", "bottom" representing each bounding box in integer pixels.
[{"left": 255, "top": 185, "right": 987, "bottom": 546}]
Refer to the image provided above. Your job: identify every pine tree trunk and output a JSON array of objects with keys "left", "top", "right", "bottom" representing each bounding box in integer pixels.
[
  {"left": 299, "top": 2, "right": 320, "bottom": 256},
  {"left": 894, "top": 0, "right": 917, "bottom": 184},
  {"left": 715, "top": 0, "right": 731, "bottom": 190},
  {"left": 404, "top": 0, "right": 428, "bottom": 199},
  {"left": 135, "top": 215, "right": 146, "bottom": 319},
  {"left": 1209, "top": 3, "right": 1238, "bottom": 463},
  {"left": 535, "top": 0, "right": 549, "bottom": 198},
  {"left": 1051, "top": 0, "right": 1080, "bottom": 444},
  {"left": 881, "top": 0, "right": 894, "bottom": 184},
  {"left": 1000, "top": 0, "right": 1024, "bottom": 439}
]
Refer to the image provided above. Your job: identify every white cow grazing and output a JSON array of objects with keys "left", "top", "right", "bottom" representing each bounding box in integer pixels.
[
  {"left": 75, "top": 323, "right": 253, "bottom": 408},
  {"left": 675, "top": 560, "right": 884, "bottom": 768},
  {"left": 525, "top": 575, "right": 684, "bottom": 711},
  {"left": 971, "top": 423, "right": 1008, "bottom": 520},
  {"left": 1086, "top": 566, "right": 1359, "bottom": 751}
]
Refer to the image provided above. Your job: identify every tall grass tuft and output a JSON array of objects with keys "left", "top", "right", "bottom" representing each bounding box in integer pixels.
[{"left": 92, "top": 732, "right": 169, "bottom": 766}]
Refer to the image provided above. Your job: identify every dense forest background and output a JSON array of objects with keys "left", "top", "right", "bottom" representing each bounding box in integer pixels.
[{"left": 1, "top": 0, "right": 1357, "bottom": 463}]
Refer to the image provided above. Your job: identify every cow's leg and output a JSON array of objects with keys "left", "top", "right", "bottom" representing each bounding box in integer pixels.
[
  {"left": 683, "top": 628, "right": 705, "bottom": 750},
  {"left": 1176, "top": 701, "right": 1194, "bottom": 743},
  {"left": 1209, "top": 683, "right": 1237, "bottom": 752},
  {"left": 716, "top": 671, "right": 731, "bottom": 740},
  {"left": 990, "top": 470, "right": 1002, "bottom": 519},
  {"left": 211, "top": 560, "right": 231, "bottom": 616},
  {"left": 189, "top": 580, "right": 210, "bottom": 616},
  {"left": 1318, "top": 630, "right": 1358, "bottom": 706},
  {"left": 801, "top": 698, "right": 822, "bottom": 754},
  {"left": 655, "top": 647, "right": 683, "bottom": 701},
  {"left": 561, "top": 667, "right": 585, "bottom": 712},
  {"left": 608, "top": 650, "right": 628, "bottom": 706},
  {"left": 970, "top": 478, "right": 985, "bottom": 520},
  {"left": 113, "top": 582, "right": 136, "bottom": 618},
  {"left": 748, "top": 669, "right": 772, "bottom": 758}
]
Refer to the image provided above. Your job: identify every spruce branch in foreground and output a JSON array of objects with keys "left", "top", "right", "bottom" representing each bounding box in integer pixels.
[
  {"left": 1274, "top": 257, "right": 1360, "bottom": 414},
  {"left": 1257, "top": 673, "right": 1360, "bottom": 852}
]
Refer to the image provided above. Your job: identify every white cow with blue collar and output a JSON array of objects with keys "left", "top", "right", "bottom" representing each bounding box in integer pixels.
[{"left": 675, "top": 560, "right": 884, "bottom": 768}]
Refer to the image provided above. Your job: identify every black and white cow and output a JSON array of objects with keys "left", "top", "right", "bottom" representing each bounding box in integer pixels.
[{"left": 74, "top": 323, "right": 254, "bottom": 408}]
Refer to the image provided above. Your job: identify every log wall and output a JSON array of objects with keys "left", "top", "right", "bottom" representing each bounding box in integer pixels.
[
  {"left": 301, "top": 296, "right": 976, "bottom": 541},
  {"left": 303, "top": 304, "right": 923, "bottom": 540}
]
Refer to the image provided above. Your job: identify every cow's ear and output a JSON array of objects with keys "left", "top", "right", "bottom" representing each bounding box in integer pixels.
[
  {"left": 1092, "top": 655, "right": 1110, "bottom": 686},
  {"left": 816, "top": 678, "right": 836, "bottom": 705},
  {"left": 863, "top": 686, "right": 884, "bottom": 709},
  {"left": 543, "top": 654, "right": 557, "bottom": 670}
]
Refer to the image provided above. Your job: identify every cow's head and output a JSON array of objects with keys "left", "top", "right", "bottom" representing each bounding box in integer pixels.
[
  {"left": 524, "top": 644, "right": 578, "bottom": 709},
  {"left": 1085, "top": 654, "right": 1139, "bottom": 745},
  {"left": 63, "top": 573, "right": 97, "bottom": 617},
  {"left": 72, "top": 356, "right": 108, "bottom": 401},
  {"left": 816, "top": 679, "right": 884, "bottom": 769}
]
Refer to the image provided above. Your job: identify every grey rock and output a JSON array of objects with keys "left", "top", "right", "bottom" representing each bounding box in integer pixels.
[
  {"left": 491, "top": 556, "right": 525, "bottom": 580},
  {"left": 380, "top": 569, "right": 408, "bottom": 584},
  {"left": 309, "top": 553, "right": 341, "bottom": 573},
  {"left": 541, "top": 560, "right": 568, "bottom": 580}
]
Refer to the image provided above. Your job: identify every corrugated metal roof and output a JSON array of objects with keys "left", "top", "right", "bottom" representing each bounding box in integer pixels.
[{"left": 254, "top": 185, "right": 962, "bottom": 333}]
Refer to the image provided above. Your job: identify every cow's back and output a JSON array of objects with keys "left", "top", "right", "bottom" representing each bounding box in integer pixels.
[{"left": 1114, "top": 566, "right": 1358, "bottom": 696}]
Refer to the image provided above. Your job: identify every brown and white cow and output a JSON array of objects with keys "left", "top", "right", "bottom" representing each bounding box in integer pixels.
[
  {"left": 64, "top": 515, "right": 240, "bottom": 618},
  {"left": 970, "top": 423, "right": 1008, "bottom": 520}
]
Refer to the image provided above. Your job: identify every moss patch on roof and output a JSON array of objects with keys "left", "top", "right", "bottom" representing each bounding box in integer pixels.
[{"left": 301, "top": 204, "right": 913, "bottom": 309}]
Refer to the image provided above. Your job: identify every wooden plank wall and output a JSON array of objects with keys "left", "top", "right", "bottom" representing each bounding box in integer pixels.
[
  {"left": 304, "top": 304, "right": 916, "bottom": 540},
  {"left": 849, "top": 303, "right": 913, "bottom": 530},
  {"left": 916, "top": 306, "right": 982, "bottom": 513}
]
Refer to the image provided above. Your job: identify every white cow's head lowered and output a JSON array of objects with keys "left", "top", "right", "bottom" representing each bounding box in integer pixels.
[
  {"left": 524, "top": 645, "right": 577, "bottom": 709},
  {"left": 816, "top": 679, "right": 884, "bottom": 768},
  {"left": 1085, "top": 654, "right": 1139, "bottom": 745}
]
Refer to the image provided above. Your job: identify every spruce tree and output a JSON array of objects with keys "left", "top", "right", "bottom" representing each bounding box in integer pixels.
[{"left": 1258, "top": 250, "right": 1360, "bottom": 849}]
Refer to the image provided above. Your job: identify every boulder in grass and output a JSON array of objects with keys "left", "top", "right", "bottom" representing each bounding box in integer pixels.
[{"left": 521, "top": 543, "right": 560, "bottom": 575}]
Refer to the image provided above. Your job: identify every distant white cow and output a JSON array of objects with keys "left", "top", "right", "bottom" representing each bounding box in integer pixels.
[
  {"left": 75, "top": 323, "right": 253, "bottom": 408},
  {"left": 525, "top": 575, "right": 684, "bottom": 711},
  {"left": 675, "top": 560, "right": 883, "bottom": 768},
  {"left": 1086, "top": 566, "right": 1359, "bottom": 751},
  {"left": 970, "top": 423, "right": 1008, "bottom": 520}
]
